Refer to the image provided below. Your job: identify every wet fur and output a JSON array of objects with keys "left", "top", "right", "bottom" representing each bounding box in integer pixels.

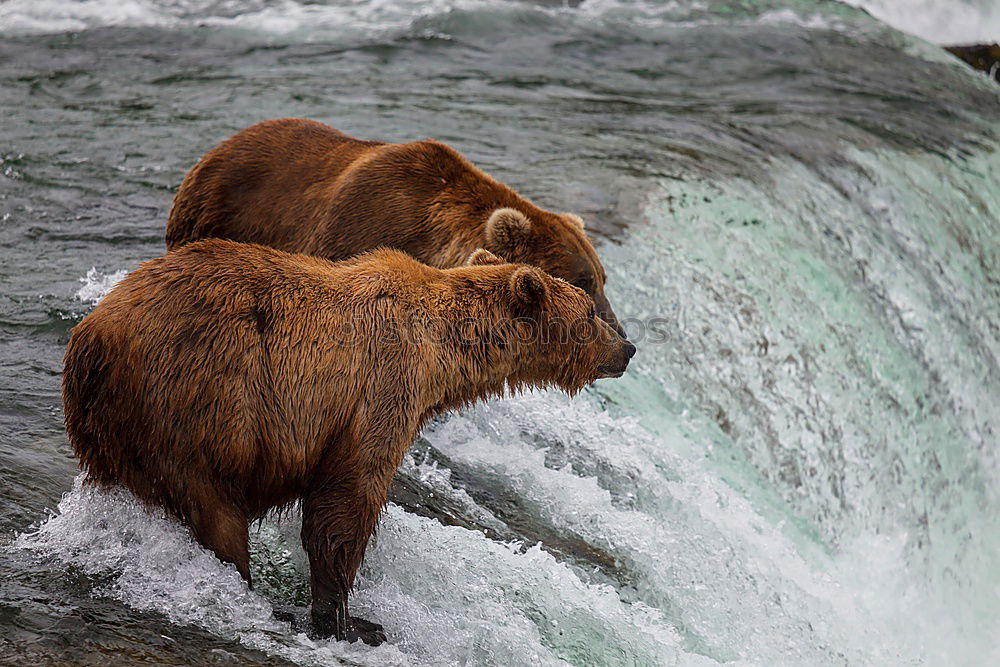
[
  {"left": 62, "top": 239, "right": 630, "bottom": 643},
  {"left": 165, "top": 118, "right": 623, "bottom": 334}
]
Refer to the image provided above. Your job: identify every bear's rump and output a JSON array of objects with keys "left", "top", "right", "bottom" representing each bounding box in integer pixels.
[{"left": 64, "top": 289, "right": 332, "bottom": 513}]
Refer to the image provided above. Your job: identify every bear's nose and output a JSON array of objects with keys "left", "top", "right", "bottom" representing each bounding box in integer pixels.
[{"left": 623, "top": 341, "right": 636, "bottom": 359}]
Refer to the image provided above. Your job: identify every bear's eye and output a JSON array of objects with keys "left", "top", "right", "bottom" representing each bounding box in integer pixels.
[
  {"left": 586, "top": 305, "right": 596, "bottom": 320},
  {"left": 575, "top": 277, "right": 594, "bottom": 294}
]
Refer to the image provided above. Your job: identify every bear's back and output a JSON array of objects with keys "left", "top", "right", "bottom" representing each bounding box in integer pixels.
[
  {"left": 166, "top": 119, "right": 528, "bottom": 267},
  {"left": 107, "top": 239, "right": 433, "bottom": 322},
  {"left": 166, "top": 119, "right": 386, "bottom": 251},
  {"left": 63, "top": 240, "right": 436, "bottom": 508}
]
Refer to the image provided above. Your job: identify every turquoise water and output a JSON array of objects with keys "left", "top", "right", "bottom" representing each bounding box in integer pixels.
[{"left": 1, "top": 1, "right": 998, "bottom": 665}]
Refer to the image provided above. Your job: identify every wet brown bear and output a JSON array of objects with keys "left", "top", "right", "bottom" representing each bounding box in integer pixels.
[
  {"left": 62, "top": 239, "right": 634, "bottom": 646},
  {"left": 165, "top": 118, "right": 625, "bottom": 337}
]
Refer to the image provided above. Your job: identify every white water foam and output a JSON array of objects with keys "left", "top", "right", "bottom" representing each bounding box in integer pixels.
[
  {"left": 0, "top": 0, "right": 174, "bottom": 34},
  {"left": 420, "top": 394, "right": 920, "bottom": 665},
  {"left": 0, "top": 0, "right": 480, "bottom": 38},
  {"left": 75, "top": 267, "right": 128, "bottom": 304},
  {"left": 0, "top": 0, "right": 872, "bottom": 40},
  {"left": 15, "top": 470, "right": 701, "bottom": 666},
  {"left": 842, "top": 0, "right": 1000, "bottom": 43},
  {"left": 14, "top": 478, "right": 412, "bottom": 667}
]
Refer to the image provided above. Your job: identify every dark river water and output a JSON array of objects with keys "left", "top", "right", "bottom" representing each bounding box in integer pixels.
[{"left": 1, "top": 1, "right": 998, "bottom": 665}]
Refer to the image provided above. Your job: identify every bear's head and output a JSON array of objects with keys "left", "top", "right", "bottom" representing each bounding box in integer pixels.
[
  {"left": 483, "top": 208, "right": 626, "bottom": 340},
  {"left": 466, "top": 249, "right": 636, "bottom": 393}
]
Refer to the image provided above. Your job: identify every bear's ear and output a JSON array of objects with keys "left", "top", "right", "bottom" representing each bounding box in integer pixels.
[
  {"left": 485, "top": 208, "right": 531, "bottom": 251},
  {"left": 465, "top": 248, "right": 506, "bottom": 266},
  {"left": 562, "top": 213, "right": 585, "bottom": 231},
  {"left": 509, "top": 266, "right": 549, "bottom": 312}
]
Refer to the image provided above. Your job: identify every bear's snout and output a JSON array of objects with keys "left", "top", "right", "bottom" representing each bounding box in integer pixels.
[{"left": 598, "top": 339, "right": 636, "bottom": 379}]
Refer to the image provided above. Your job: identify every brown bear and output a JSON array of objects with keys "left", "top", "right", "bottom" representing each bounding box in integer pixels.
[
  {"left": 164, "top": 118, "right": 626, "bottom": 337},
  {"left": 62, "top": 239, "right": 634, "bottom": 646}
]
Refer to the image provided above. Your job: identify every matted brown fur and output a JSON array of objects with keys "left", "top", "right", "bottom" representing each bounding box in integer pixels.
[
  {"left": 62, "top": 239, "right": 634, "bottom": 644},
  {"left": 165, "top": 118, "right": 625, "bottom": 336}
]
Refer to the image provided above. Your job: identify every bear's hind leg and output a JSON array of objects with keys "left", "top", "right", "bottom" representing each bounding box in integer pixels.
[{"left": 184, "top": 488, "right": 251, "bottom": 583}]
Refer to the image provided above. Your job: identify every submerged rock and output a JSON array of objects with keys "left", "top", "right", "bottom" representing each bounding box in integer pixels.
[
  {"left": 388, "top": 437, "right": 630, "bottom": 589},
  {"left": 945, "top": 43, "right": 1000, "bottom": 81}
]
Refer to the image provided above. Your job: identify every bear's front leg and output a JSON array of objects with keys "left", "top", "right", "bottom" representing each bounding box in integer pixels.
[{"left": 301, "top": 443, "right": 399, "bottom": 646}]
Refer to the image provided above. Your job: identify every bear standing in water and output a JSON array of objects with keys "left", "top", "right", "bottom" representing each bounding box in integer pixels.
[
  {"left": 62, "top": 240, "right": 634, "bottom": 645},
  {"left": 165, "top": 118, "right": 626, "bottom": 337}
]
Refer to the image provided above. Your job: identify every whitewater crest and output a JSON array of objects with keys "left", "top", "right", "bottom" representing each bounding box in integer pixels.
[
  {"left": 0, "top": 0, "right": 500, "bottom": 38},
  {"left": 14, "top": 463, "right": 698, "bottom": 666},
  {"left": 4, "top": 0, "right": 987, "bottom": 45},
  {"left": 842, "top": 0, "right": 1000, "bottom": 44}
]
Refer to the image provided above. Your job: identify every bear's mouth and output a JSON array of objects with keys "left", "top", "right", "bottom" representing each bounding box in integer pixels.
[{"left": 596, "top": 366, "right": 627, "bottom": 379}]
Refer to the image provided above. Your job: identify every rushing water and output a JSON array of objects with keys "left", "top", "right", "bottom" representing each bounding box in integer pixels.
[
  {"left": 843, "top": 0, "right": 1000, "bottom": 44},
  {"left": 1, "top": 1, "right": 998, "bottom": 665}
]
